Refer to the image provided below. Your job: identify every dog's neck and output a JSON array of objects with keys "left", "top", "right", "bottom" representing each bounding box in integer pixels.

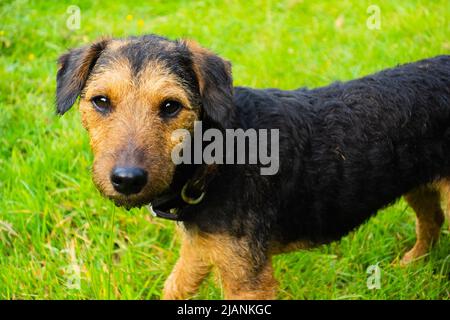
[{"left": 148, "top": 163, "right": 218, "bottom": 221}]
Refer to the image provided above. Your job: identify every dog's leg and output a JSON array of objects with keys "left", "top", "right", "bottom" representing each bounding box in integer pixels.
[
  {"left": 163, "top": 229, "right": 277, "bottom": 299},
  {"left": 162, "top": 227, "right": 211, "bottom": 300},
  {"left": 437, "top": 178, "right": 450, "bottom": 230},
  {"left": 216, "top": 257, "right": 277, "bottom": 300},
  {"left": 401, "top": 186, "right": 444, "bottom": 265},
  {"left": 208, "top": 235, "right": 277, "bottom": 300}
]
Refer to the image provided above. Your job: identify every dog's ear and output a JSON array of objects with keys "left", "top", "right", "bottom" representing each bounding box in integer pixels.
[
  {"left": 56, "top": 39, "right": 109, "bottom": 115},
  {"left": 183, "top": 40, "right": 235, "bottom": 128}
]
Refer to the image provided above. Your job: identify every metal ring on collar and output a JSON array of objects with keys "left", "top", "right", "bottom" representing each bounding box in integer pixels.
[{"left": 181, "top": 183, "right": 205, "bottom": 205}]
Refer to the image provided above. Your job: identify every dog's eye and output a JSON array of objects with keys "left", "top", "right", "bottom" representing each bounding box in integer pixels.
[
  {"left": 160, "top": 100, "right": 182, "bottom": 118},
  {"left": 91, "top": 95, "right": 111, "bottom": 113}
]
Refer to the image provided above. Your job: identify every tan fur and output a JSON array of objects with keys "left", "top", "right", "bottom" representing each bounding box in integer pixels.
[
  {"left": 183, "top": 39, "right": 232, "bottom": 96},
  {"left": 162, "top": 227, "right": 212, "bottom": 300},
  {"left": 105, "top": 39, "right": 128, "bottom": 51},
  {"left": 435, "top": 178, "right": 450, "bottom": 228},
  {"left": 401, "top": 180, "right": 446, "bottom": 264},
  {"left": 163, "top": 227, "right": 277, "bottom": 300},
  {"left": 182, "top": 40, "right": 210, "bottom": 94},
  {"left": 79, "top": 51, "right": 198, "bottom": 205}
]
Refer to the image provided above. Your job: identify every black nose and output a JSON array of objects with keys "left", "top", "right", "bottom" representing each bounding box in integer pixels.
[{"left": 110, "top": 167, "right": 148, "bottom": 195}]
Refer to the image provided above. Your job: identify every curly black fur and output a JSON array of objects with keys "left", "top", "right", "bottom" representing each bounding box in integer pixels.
[{"left": 181, "top": 55, "right": 450, "bottom": 263}]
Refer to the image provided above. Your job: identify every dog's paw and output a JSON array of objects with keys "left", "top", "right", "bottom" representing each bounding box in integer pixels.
[{"left": 399, "top": 247, "right": 427, "bottom": 266}]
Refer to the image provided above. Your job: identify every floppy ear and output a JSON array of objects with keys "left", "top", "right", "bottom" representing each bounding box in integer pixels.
[
  {"left": 183, "top": 40, "right": 236, "bottom": 128},
  {"left": 56, "top": 39, "right": 109, "bottom": 115}
]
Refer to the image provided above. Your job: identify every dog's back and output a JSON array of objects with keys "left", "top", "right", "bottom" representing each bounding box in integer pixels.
[
  {"left": 305, "top": 55, "right": 450, "bottom": 241},
  {"left": 233, "top": 55, "right": 450, "bottom": 243}
]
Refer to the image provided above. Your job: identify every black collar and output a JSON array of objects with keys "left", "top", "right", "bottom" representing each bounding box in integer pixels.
[
  {"left": 147, "top": 190, "right": 185, "bottom": 221},
  {"left": 147, "top": 165, "right": 216, "bottom": 221}
]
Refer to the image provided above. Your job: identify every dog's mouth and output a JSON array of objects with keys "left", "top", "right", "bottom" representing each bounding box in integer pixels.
[
  {"left": 98, "top": 163, "right": 199, "bottom": 211},
  {"left": 108, "top": 193, "right": 153, "bottom": 209},
  {"left": 106, "top": 187, "right": 182, "bottom": 212},
  {"left": 94, "top": 173, "right": 176, "bottom": 210},
  {"left": 105, "top": 189, "right": 162, "bottom": 209}
]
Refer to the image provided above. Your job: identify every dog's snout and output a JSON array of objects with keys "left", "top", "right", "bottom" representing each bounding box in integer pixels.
[{"left": 110, "top": 167, "right": 148, "bottom": 195}]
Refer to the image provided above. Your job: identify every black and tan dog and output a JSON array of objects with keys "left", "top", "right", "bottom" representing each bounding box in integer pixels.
[{"left": 56, "top": 34, "right": 450, "bottom": 299}]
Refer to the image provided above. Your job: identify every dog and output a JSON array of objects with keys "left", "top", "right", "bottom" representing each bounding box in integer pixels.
[{"left": 56, "top": 34, "right": 450, "bottom": 299}]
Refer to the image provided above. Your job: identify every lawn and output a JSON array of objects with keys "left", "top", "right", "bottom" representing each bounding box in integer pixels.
[{"left": 0, "top": 0, "right": 449, "bottom": 299}]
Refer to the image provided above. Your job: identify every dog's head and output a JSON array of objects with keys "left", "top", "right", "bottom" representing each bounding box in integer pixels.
[{"left": 56, "top": 35, "right": 234, "bottom": 208}]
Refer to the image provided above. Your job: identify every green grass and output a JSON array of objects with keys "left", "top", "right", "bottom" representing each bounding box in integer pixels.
[{"left": 0, "top": 0, "right": 449, "bottom": 299}]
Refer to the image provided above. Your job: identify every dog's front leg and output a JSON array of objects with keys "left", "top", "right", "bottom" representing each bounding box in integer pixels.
[
  {"left": 216, "top": 258, "right": 277, "bottom": 300},
  {"left": 209, "top": 235, "right": 278, "bottom": 300},
  {"left": 162, "top": 227, "right": 211, "bottom": 300}
]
